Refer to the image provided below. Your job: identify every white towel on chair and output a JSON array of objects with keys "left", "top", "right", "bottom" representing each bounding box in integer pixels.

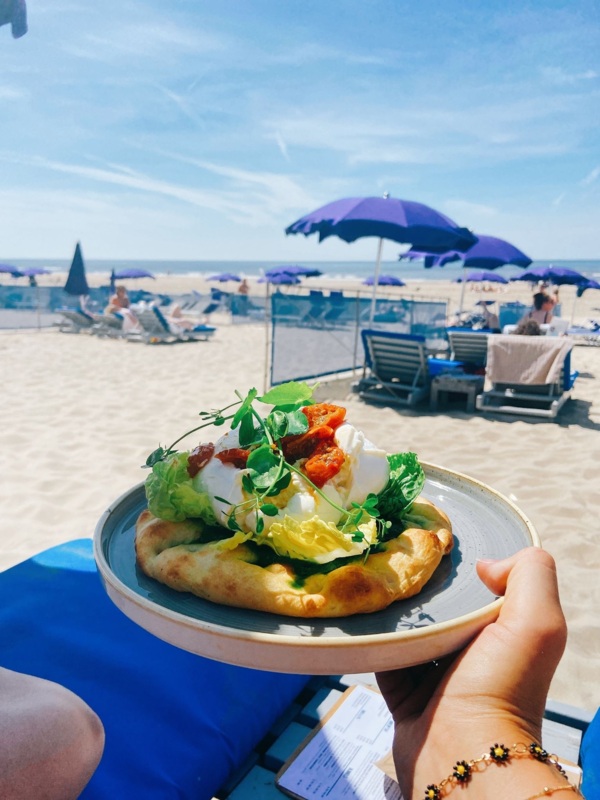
[{"left": 486, "top": 335, "right": 573, "bottom": 386}]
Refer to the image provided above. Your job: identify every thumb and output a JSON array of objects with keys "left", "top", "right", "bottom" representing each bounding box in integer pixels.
[{"left": 477, "top": 547, "right": 567, "bottom": 663}]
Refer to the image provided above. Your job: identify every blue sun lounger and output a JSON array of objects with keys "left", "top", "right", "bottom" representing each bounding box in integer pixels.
[{"left": 0, "top": 539, "right": 310, "bottom": 799}]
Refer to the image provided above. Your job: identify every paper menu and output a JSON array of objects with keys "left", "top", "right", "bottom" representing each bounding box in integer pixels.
[{"left": 276, "top": 684, "right": 403, "bottom": 800}]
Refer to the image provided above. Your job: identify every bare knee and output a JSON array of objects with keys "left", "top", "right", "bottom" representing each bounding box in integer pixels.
[{"left": 0, "top": 669, "right": 105, "bottom": 800}]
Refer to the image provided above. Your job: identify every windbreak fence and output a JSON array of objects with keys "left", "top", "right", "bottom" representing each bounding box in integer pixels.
[{"left": 270, "top": 291, "right": 448, "bottom": 385}]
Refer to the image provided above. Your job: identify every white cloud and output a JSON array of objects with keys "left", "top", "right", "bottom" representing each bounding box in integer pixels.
[
  {"left": 272, "top": 131, "right": 290, "bottom": 162},
  {"left": 581, "top": 166, "right": 600, "bottom": 186},
  {"left": 540, "top": 66, "right": 599, "bottom": 85}
]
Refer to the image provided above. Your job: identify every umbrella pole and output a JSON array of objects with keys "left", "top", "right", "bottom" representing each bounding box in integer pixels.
[
  {"left": 263, "top": 281, "right": 271, "bottom": 394},
  {"left": 458, "top": 266, "right": 467, "bottom": 316},
  {"left": 368, "top": 238, "right": 384, "bottom": 325},
  {"left": 570, "top": 292, "right": 578, "bottom": 325}
]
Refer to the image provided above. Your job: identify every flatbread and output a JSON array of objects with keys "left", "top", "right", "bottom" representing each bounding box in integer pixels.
[{"left": 134, "top": 498, "right": 453, "bottom": 618}]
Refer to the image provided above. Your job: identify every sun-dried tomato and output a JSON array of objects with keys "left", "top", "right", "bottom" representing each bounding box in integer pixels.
[
  {"left": 281, "top": 424, "right": 333, "bottom": 462},
  {"left": 280, "top": 403, "right": 347, "bottom": 464},
  {"left": 303, "top": 441, "right": 346, "bottom": 488},
  {"left": 215, "top": 448, "right": 250, "bottom": 468},
  {"left": 303, "top": 403, "right": 346, "bottom": 431},
  {"left": 187, "top": 443, "right": 215, "bottom": 477}
]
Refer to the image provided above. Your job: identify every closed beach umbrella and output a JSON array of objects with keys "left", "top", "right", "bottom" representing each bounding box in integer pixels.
[
  {"left": 208, "top": 272, "right": 241, "bottom": 282},
  {"left": 286, "top": 194, "right": 476, "bottom": 323},
  {"left": 362, "top": 274, "right": 405, "bottom": 286},
  {"left": 64, "top": 242, "right": 89, "bottom": 298}
]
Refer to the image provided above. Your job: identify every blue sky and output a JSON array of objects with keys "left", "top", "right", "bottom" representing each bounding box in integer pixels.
[{"left": 1, "top": 0, "right": 599, "bottom": 262}]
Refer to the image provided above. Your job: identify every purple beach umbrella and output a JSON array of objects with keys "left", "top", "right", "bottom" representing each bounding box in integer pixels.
[
  {"left": 286, "top": 195, "right": 475, "bottom": 250},
  {"left": 0, "top": 263, "right": 23, "bottom": 276},
  {"left": 258, "top": 273, "right": 301, "bottom": 285},
  {"left": 113, "top": 267, "right": 155, "bottom": 280},
  {"left": 510, "top": 265, "right": 587, "bottom": 286},
  {"left": 454, "top": 270, "right": 509, "bottom": 284},
  {"left": 402, "top": 235, "right": 532, "bottom": 269},
  {"left": 571, "top": 278, "right": 600, "bottom": 323},
  {"left": 286, "top": 194, "right": 476, "bottom": 323},
  {"left": 362, "top": 274, "right": 405, "bottom": 286},
  {"left": 404, "top": 234, "right": 531, "bottom": 312},
  {"left": 208, "top": 272, "right": 242, "bottom": 282},
  {"left": 20, "top": 267, "right": 51, "bottom": 277},
  {"left": 265, "top": 265, "right": 323, "bottom": 279}
]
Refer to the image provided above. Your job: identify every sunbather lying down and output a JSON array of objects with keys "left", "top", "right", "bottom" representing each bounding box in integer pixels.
[
  {"left": 166, "top": 303, "right": 199, "bottom": 330},
  {"left": 0, "top": 667, "right": 104, "bottom": 800}
]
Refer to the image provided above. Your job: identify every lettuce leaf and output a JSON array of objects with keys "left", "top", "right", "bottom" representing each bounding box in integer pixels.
[
  {"left": 145, "top": 452, "right": 218, "bottom": 523},
  {"left": 375, "top": 452, "right": 425, "bottom": 522},
  {"left": 265, "top": 515, "right": 377, "bottom": 564}
]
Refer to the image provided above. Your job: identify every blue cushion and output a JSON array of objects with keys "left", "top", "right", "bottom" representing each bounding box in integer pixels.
[
  {"left": 0, "top": 539, "right": 310, "bottom": 799},
  {"left": 581, "top": 708, "right": 600, "bottom": 800}
]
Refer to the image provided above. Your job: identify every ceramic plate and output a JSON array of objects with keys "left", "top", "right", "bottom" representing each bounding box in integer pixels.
[{"left": 94, "top": 463, "right": 539, "bottom": 674}]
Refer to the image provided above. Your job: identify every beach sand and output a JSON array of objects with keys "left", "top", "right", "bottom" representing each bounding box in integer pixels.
[{"left": 1, "top": 275, "right": 599, "bottom": 713}]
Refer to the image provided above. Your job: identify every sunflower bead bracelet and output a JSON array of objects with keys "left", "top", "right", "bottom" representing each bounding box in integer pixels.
[{"left": 424, "top": 742, "right": 584, "bottom": 799}]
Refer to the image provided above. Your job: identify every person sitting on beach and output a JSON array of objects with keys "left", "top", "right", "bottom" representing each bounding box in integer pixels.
[
  {"left": 237, "top": 278, "right": 249, "bottom": 296},
  {"left": 514, "top": 318, "right": 542, "bottom": 336},
  {"left": 523, "top": 292, "right": 554, "bottom": 325},
  {"left": 106, "top": 285, "right": 131, "bottom": 312},
  {"left": 0, "top": 666, "right": 104, "bottom": 799},
  {"left": 377, "top": 548, "right": 573, "bottom": 800},
  {"left": 105, "top": 285, "right": 140, "bottom": 332},
  {"left": 475, "top": 301, "right": 500, "bottom": 331}
]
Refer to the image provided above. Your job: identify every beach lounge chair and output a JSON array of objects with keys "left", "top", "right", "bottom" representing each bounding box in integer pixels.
[
  {"left": 132, "top": 306, "right": 216, "bottom": 344},
  {"left": 301, "top": 290, "right": 327, "bottom": 325},
  {"left": 446, "top": 328, "right": 491, "bottom": 370},
  {"left": 355, "top": 329, "right": 431, "bottom": 406},
  {"left": 90, "top": 312, "right": 125, "bottom": 337},
  {"left": 57, "top": 308, "right": 96, "bottom": 333},
  {"left": 1, "top": 540, "right": 597, "bottom": 799},
  {"left": 0, "top": 539, "right": 310, "bottom": 799},
  {"left": 476, "top": 334, "right": 577, "bottom": 419},
  {"left": 323, "top": 291, "right": 347, "bottom": 325}
]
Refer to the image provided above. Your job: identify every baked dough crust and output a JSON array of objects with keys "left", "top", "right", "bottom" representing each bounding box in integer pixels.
[{"left": 135, "top": 498, "right": 453, "bottom": 618}]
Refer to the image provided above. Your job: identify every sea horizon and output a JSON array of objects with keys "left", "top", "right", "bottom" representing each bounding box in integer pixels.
[{"left": 4, "top": 257, "right": 600, "bottom": 283}]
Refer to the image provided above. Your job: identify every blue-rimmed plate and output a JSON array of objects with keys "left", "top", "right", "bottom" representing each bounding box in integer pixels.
[{"left": 94, "top": 463, "right": 539, "bottom": 674}]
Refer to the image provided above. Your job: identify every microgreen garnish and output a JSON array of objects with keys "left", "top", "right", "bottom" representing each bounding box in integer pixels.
[{"left": 144, "top": 380, "right": 382, "bottom": 539}]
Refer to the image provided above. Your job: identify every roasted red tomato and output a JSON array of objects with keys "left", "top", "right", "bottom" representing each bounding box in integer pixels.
[
  {"left": 187, "top": 443, "right": 215, "bottom": 477},
  {"left": 303, "top": 441, "right": 346, "bottom": 488},
  {"left": 215, "top": 448, "right": 250, "bottom": 468}
]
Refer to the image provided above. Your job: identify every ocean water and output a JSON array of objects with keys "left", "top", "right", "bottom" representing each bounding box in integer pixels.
[{"left": 5, "top": 257, "right": 600, "bottom": 283}]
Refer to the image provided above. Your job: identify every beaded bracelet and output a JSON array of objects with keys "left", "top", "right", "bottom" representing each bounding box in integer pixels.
[{"left": 424, "top": 742, "right": 584, "bottom": 799}]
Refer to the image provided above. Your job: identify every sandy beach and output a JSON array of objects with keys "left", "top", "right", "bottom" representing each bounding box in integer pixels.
[{"left": 1, "top": 274, "right": 599, "bottom": 713}]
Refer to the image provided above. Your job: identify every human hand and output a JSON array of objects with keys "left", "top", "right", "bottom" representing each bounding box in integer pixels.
[{"left": 376, "top": 547, "right": 567, "bottom": 799}]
